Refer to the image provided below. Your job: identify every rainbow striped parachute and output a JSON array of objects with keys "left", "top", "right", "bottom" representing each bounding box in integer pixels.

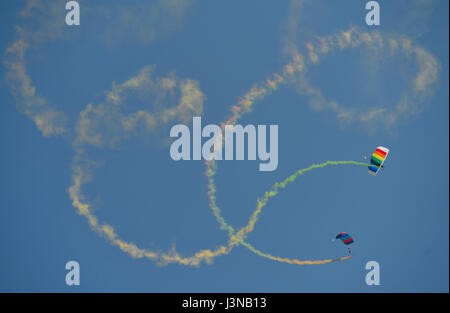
[
  {"left": 336, "top": 232, "right": 354, "bottom": 245},
  {"left": 368, "top": 146, "right": 389, "bottom": 176}
]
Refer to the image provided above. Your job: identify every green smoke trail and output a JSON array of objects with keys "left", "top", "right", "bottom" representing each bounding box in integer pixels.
[
  {"left": 234, "top": 161, "right": 373, "bottom": 241},
  {"left": 210, "top": 160, "right": 374, "bottom": 265},
  {"left": 202, "top": 52, "right": 371, "bottom": 264}
]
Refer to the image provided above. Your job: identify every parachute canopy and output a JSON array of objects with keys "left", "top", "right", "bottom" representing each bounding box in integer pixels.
[
  {"left": 336, "top": 232, "right": 354, "bottom": 245},
  {"left": 368, "top": 146, "right": 389, "bottom": 176}
]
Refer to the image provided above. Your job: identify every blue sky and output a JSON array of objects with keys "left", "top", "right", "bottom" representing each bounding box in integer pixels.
[{"left": 0, "top": 0, "right": 448, "bottom": 292}]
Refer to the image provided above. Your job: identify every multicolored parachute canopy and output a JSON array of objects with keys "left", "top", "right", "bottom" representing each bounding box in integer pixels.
[
  {"left": 368, "top": 146, "right": 389, "bottom": 176},
  {"left": 336, "top": 232, "right": 354, "bottom": 245}
]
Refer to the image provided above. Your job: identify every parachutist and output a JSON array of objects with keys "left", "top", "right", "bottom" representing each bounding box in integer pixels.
[
  {"left": 336, "top": 232, "right": 354, "bottom": 254},
  {"left": 368, "top": 146, "right": 389, "bottom": 176}
]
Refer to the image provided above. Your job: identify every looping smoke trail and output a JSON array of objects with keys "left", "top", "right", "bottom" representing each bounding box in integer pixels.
[
  {"left": 66, "top": 66, "right": 234, "bottom": 267},
  {"left": 69, "top": 150, "right": 233, "bottom": 266}
]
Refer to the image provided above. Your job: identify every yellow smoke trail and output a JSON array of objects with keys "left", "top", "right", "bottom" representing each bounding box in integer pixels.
[
  {"left": 5, "top": 1, "right": 235, "bottom": 267},
  {"left": 4, "top": 23, "right": 67, "bottom": 137},
  {"left": 221, "top": 53, "right": 305, "bottom": 128},
  {"left": 67, "top": 67, "right": 235, "bottom": 267},
  {"left": 291, "top": 26, "right": 440, "bottom": 126},
  {"left": 69, "top": 151, "right": 232, "bottom": 266}
]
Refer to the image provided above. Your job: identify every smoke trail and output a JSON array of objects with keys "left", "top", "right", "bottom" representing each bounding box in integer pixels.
[
  {"left": 7, "top": 0, "right": 439, "bottom": 268},
  {"left": 211, "top": 161, "right": 371, "bottom": 265},
  {"left": 201, "top": 50, "right": 364, "bottom": 265},
  {"left": 204, "top": 17, "right": 438, "bottom": 266},
  {"left": 204, "top": 52, "right": 307, "bottom": 234},
  {"left": 69, "top": 150, "right": 233, "bottom": 266},
  {"left": 4, "top": 0, "right": 68, "bottom": 137},
  {"left": 221, "top": 53, "right": 305, "bottom": 128},
  {"left": 291, "top": 26, "right": 440, "bottom": 126},
  {"left": 232, "top": 161, "right": 371, "bottom": 244},
  {"left": 200, "top": 51, "right": 308, "bottom": 261},
  {"left": 240, "top": 241, "right": 352, "bottom": 265},
  {"left": 66, "top": 66, "right": 238, "bottom": 267}
]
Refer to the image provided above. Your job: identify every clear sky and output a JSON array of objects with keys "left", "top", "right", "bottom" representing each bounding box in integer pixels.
[{"left": 0, "top": 0, "right": 448, "bottom": 292}]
